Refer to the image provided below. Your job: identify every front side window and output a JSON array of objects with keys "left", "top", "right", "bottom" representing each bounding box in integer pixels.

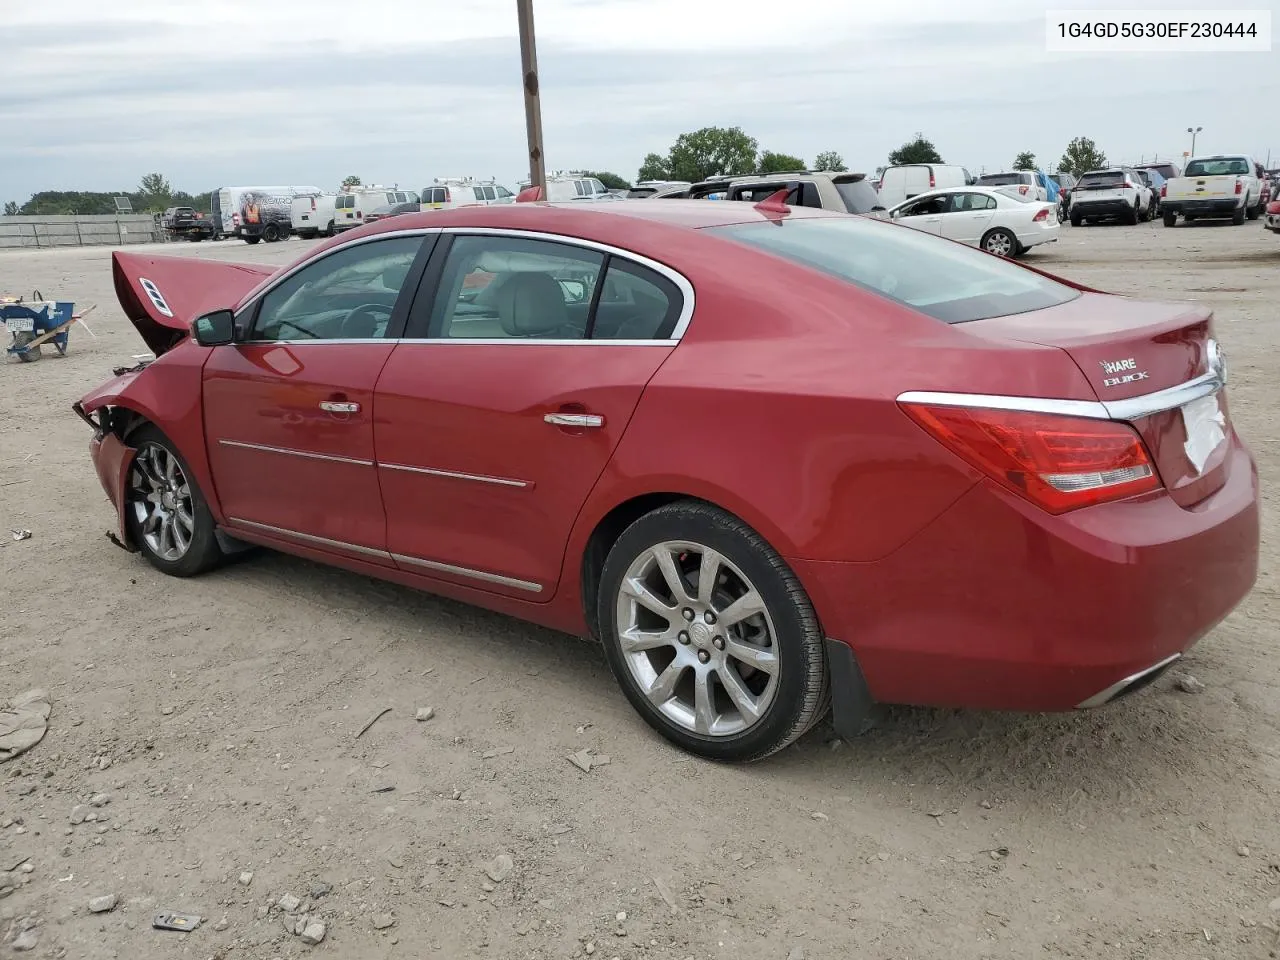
[
  {"left": 251, "top": 236, "right": 423, "bottom": 341},
  {"left": 428, "top": 235, "right": 604, "bottom": 340},
  {"left": 900, "top": 195, "right": 948, "bottom": 217},
  {"left": 710, "top": 217, "right": 1079, "bottom": 324}
]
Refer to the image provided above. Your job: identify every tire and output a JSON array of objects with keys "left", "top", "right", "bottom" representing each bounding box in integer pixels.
[
  {"left": 124, "top": 426, "right": 223, "bottom": 578},
  {"left": 980, "top": 227, "right": 1017, "bottom": 257},
  {"left": 1246, "top": 204, "right": 1261, "bottom": 221},
  {"left": 597, "top": 501, "right": 829, "bottom": 761},
  {"left": 11, "top": 330, "right": 41, "bottom": 362},
  {"left": 1070, "top": 212, "right": 1082, "bottom": 227},
  {"left": 1126, "top": 205, "right": 1139, "bottom": 225},
  {"left": 325, "top": 221, "right": 336, "bottom": 237},
  {"left": 1163, "top": 211, "right": 1177, "bottom": 227},
  {"left": 1231, "top": 206, "right": 1246, "bottom": 226},
  {"left": 262, "top": 224, "right": 281, "bottom": 242},
  {"left": 244, "top": 236, "right": 261, "bottom": 244}
]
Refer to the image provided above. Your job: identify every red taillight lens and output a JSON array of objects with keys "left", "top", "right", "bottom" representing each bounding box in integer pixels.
[
  {"left": 1018, "top": 184, "right": 1028, "bottom": 195},
  {"left": 1033, "top": 207, "right": 1049, "bottom": 222},
  {"left": 515, "top": 186, "right": 544, "bottom": 202},
  {"left": 929, "top": 172, "right": 936, "bottom": 188},
  {"left": 900, "top": 403, "right": 1160, "bottom": 513},
  {"left": 311, "top": 198, "right": 317, "bottom": 210},
  {"left": 1160, "top": 183, "right": 1167, "bottom": 197},
  {"left": 1234, "top": 179, "right": 1243, "bottom": 194}
]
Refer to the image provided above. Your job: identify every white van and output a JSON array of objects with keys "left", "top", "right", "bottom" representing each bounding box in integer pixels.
[
  {"left": 517, "top": 174, "right": 615, "bottom": 202},
  {"left": 333, "top": 186, "right": 421, "bottom": 232},
  {"left": 877, "top": 165, "right": 974, "bottom": 209},
  {"left": 290, "top": 193, "right": 337, "bottom": 239},
  {"left": 212, "top": 185, "right": 323, "bottom": 243},
  {"left": 421, "top": 178, "right": 516, "bottom": 210}
]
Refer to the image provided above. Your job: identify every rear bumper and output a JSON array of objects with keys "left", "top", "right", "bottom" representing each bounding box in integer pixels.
[
  {"left": 795, "top": 434, "right": 1260, "bottom": 713},
  {"left": 1071, "top": 199, "right": 1135, "bottom": 217},
  {"left": 1164, "top": 198, "right": 1242, "bottom": 216}
]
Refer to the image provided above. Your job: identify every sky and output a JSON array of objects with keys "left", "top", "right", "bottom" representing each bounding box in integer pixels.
[{"left": 2, "top": 0, "right": 1278, "bottom": 204}]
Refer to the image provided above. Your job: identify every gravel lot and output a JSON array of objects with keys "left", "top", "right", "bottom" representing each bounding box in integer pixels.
[{"left": 2, "top": 220, "right": 1279, "bottom": 960}]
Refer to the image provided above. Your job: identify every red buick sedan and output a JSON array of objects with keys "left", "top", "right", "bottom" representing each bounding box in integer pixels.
[{"left": 74, "top": 199, "right": 1259, "bottom": 761}]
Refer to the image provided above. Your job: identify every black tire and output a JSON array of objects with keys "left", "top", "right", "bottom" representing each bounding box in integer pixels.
[
  {"left": 1246, "top": 204, "right": 1261, "bottom": 221},
  {"left": 980, "top": 227, "right": 1017, "bottom": 257},
  {"left": 12, "top": 330, "right": 41, "bottom": 362},
  {"left": 1231, "top": 206, "right": 1246, "bottom": 225},
  {"left": 1126, "top": 205, "right": 1139, "bottom": 225},
  {"left": 325, "top": 221, "right": 336, "bottom": 237},
  {"left": 1070, "top": 212, "right": 1082, "bottom": 227},
  {"left": 1163, "top": 211, "right": 1177, "bottom": 227},
  {"left": 244, "top": 236, "right": 261, "bottom": 244},
  {"left": 124, "top": 426, "right": 223, "bottom": 578},
  {"left": 597, "top": 501, "right": 829, "bottom": 761},
  {"left": 262, "top": 224, "right": 281, "bottom": 242}
]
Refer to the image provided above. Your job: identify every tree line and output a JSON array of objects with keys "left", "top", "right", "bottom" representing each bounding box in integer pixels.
[{"left": 4, "top": 174, "right": 210, "bottom": 217}]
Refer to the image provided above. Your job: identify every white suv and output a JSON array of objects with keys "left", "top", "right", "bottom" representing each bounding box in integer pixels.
[
  {"left": 421, "top": 178, "right": 515, "bottom": 211},
  {"left": 975, "top": 171, "right": 1048, "bottom": 201},
  {"left": 1068, "top": 168, "right": 1153, "bottom": 225}
]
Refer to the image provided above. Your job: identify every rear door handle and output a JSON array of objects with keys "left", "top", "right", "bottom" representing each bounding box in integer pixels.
[
  {"left": 544, "top": 412, "right": 604, "bottom": 428},
  {"left": 320, "top": 401, "right": 360, "bottom": 413}
]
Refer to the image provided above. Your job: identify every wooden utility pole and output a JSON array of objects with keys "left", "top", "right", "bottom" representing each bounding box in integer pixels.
[{"left": 516, "top": 0, "right": 546, "bottom": 196}]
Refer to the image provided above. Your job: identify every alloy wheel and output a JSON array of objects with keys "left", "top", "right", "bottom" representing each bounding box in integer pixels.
[
  {"left": 615, "top": 540, "right": 780, "bottom": 737},
  {"left": 128, "top": 443, "right": 196, "bottom": 561},
  {"left": 984, "top": 231, "right": 1014, "bottom": 256}
]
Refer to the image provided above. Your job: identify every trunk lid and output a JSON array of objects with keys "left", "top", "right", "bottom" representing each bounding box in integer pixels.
[
  {"left": 112, "top": 251, "right": 274, "bottom": 356},
  {"left": 967, "top": 293, "right": 1228, "bottom": 508},
  {"left": 1166, "top": 174, "right": 1239, "bottom": 202}
]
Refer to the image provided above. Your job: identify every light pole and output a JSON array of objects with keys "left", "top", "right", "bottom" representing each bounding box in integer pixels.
[
  {"left": 516, "top": 0, "right": 546, "bottom": 197},
  {"left": 1187, "top": 126, "right": 1202, "bottom": 155}
]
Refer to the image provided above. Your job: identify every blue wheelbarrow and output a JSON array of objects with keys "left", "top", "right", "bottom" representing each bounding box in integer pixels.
[{"left": 3, "top": 291, "right": 96, "bottom": 363}]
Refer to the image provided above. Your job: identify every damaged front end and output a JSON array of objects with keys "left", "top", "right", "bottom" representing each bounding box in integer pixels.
[{"left": 72, "top": 398, "right": 142, "bottom": 552}]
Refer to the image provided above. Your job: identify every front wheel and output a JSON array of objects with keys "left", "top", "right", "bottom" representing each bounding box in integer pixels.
[
  {"left": 125, "top": 427, "right": 223, "bottom": 577},
  {"left": 980, "top": 228, "right": 1017, "bottom": 257},
  {"left": 597, "top": 502, "right": 829, "bottom": 761}
]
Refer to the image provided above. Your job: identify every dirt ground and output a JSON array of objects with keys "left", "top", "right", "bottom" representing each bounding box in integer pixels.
[{"left": 1, "top": 219, "right": 1279, "bottom": 960}]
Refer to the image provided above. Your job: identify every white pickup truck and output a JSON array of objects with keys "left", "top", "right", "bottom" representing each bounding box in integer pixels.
[{"left": 1160, "top": 154, "right": 1263, "bottom": 227}]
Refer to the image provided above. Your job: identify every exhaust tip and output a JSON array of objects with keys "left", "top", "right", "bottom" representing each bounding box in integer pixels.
[{"left": 1076, "top": 653, "right": 1182, "bottom": 709}]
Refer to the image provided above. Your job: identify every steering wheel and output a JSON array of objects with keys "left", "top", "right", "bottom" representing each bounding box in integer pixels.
[{"left": 342, "top": 302, "right": 393, "bottom": 338}]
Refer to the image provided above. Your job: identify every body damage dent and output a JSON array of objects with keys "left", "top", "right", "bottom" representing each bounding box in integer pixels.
[{"left": 91, "top": 433, "right": 139, "bottom": 552}]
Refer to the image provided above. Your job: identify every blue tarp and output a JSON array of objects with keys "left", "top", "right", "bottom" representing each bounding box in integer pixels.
[{"left": 1035, "top": 170, "right": 1061, "bottom": 201}]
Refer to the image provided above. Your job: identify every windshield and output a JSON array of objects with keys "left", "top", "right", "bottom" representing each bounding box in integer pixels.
[
  {"left": 1077, "top": 172, "right": 1126, "bottom": 189},
  {"left": 977, "top": 173, "right": 1025, "bottom": 186},
  {"left": 709, "top": 217, "right": 1079, "bottom": 324},
  {"left": 1185, "top": 158, "right": 1250, "bottom": 177},
  {"left": 834, "top": 179, "right": 883, "bottom": 214}
]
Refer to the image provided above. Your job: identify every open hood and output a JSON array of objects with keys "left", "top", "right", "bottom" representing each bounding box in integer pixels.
[{"left": 112, "top": 251, "right": 275, "bottom": 356}]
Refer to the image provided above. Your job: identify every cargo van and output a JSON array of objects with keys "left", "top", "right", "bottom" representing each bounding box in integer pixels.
[
  {"left": 290, "top": 193, "right": 337, "bottom": 239},
  {"left": 333, "top": 186, "right": 421, "bottom": 232},
  {"left": 877, "top": 165, "right": 974, "bottom": 209},
  {"left": 420, "top": 178, "right": 516, "bottom": 210},
  {"left": 212, "top": 185, "right": 323, "bottom": 243}
]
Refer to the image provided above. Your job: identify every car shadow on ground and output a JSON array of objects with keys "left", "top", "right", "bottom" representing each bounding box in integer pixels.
[{"left": 210, "top": 548, "right": 1221, "bottom": 809}]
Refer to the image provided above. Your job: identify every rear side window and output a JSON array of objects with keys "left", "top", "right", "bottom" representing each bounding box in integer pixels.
[
  {"left": 834, "top": 179, "right": 881, "bottom": 214},
  {"left": 591, "top": 260, "right": 682, "bottom": 340},
  {"left": 709, "top": 217, "right": 1079, "bottom": 324},
  {"left": 977, "top": 173, "right": 1025, "bottom": 186}
]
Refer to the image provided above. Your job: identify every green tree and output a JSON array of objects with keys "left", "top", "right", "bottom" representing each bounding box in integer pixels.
[
  {"left": 342, "top": 175, "right": 362, "bottom": 188},
  {"left": 636, "top": 153, "right": 670, "bottom": 182},
  {"left": 665, "top": 126, "right": 759, "bottom": 183},
  {"left": 1058, "top": 137, "right": 1107, "bottom": 177},
  {"left": 888, "top": 133, "right": 943, "bottom": 166},
  {"left": 138, "top": 172, "right": 173, "bottom": 210},
  {"left": 814, "top": 150, "right": 847, "bottom": 172},
  {"left": 2, "top": 201, "right": 17, "bottom": 217},
  {"left": 1013, "top": 151, "right": 1037, "bottom": 170},
  {"left": 758, "top": 150, "right": 806, "bottom": 174},
  {"left": 582, "top": 171, "right": 631, "bottom": 190}
]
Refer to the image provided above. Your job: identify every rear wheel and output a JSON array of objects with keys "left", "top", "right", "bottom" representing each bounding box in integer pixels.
[
  {"left": 125, "top": 427, "right": 223, "bottom": 578},
  {"left": 1231, "top": 206, "right": 1246, "bottom": 225},
  {"left": 597, "top": 502, "right": 829, "bottom": 761},
  {"left": 325, "top": 220, "right": 335, "bottom": 237},
  {"left": 1163, "top": 210, "right": 1177, "bottom": 227},
  {"left": 244, "top": 235, "right": 261, "bottom": 244},
  {"left": 1246, "top": 203, "right": 1261, "bottom": 221},
  {"left": 1070, "top": 211, "right": 1082, "bottom": 227},
  {"left": 262, "top": 224, "right": 281, "bottom": 242},
  {"left": 1125, "top": 204, "right": 1139, "bottom": 225},
  {"left": 980, "top": 228, "right": 1017, "bottom": 257}
]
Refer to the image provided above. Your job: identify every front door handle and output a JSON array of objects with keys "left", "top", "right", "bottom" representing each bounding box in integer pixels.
[
  {"left": 320, "top": 401, "right": 360, "bottom": 413},
  {"left": 544, "top": 412, "right": 604, "bottom": 428}
]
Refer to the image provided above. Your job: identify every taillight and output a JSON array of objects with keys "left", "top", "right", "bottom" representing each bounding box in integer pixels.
[
  {"left": 1234, "top": 179, "right": 1243, "bottom": 195},
  {"left": 1018, "top": 184, "right": 1028, "bottom": 195},
  {"left": 900, "top": 403, "right": 1160, "bottom": 513},
  {"left": 929, "top": 171, "right": 936, "bottom": 188},
  {"left": 1160, "top": 183, "right": 1167, "bottom": 198},
  {"left": 1033, "top": 207, "right": 1049, "bottom": 222},
  {"left": 311, "top": 198, "right": 317, "bottom": 210},
  {"left": 232, "top": 213, "right": 240, "bottom": 225}
]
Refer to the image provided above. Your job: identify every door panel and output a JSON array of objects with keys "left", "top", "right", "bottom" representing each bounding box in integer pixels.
[
  {"left": 204, "top": 343, "right": 396, "bottom": 560},
  {"left": 375, "top": 343, "right": 672, "bottom": 596}
]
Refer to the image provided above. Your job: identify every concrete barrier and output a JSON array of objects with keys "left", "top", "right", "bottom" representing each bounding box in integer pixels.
[{"left": 0, "top": 215, "right": 165, "bottom": 249}]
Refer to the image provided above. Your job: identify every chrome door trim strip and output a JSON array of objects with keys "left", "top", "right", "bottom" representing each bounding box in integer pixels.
[
  {"left": 395, "top": 338, "right": 678, "bottom": 346},
  {"left": 218, "top": 439, "right": 374, "bottom": 467},
  {"left": 389, "top": 552, "right": 544, "bottom": 593},
  {"left": 227, "top": 518, "right": 392, "bottom": 559},
  {"left": 380, "top": 462, "right": 530, "bottom": 488},
  {"left": 435, "top": 225, "right": 697, "bottom": 340}
]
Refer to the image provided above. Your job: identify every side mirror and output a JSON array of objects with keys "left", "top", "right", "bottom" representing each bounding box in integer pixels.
[{"left": 193, "top": 309, "right": 235, "bottom": 347}]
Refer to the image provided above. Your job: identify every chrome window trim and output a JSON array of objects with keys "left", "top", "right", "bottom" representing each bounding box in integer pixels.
[
  {"left": 380, "top": 462, "right": 529, "bottom": 488},
  {"left": 435, "top": 225, "right": 696, "bottom": 341},
  {"left": 217, "top": 439, "right": 373, "bottom": 467},
  {"left": 389, "top": 553, "right": 543, "bottom": 593},
  {"left": 228, "top": 518, "right": 544, "bottom": 593},
  {"left": 198, "top": 336, "right": 676, "bottom": 348},
  {"left": 233, "top": 227, "right": 444, "bottom": 328},
  {"left": 897, "top": 343, "right": 1227, "bottom": 423}
]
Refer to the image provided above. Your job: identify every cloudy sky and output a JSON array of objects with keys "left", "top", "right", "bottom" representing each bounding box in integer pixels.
[{"left": 3, "top": 0, "right": 1277, "bottom": 204}]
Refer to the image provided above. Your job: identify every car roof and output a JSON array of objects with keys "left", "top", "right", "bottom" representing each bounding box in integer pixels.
[{"left": 890, "top": 186, "right": 1013, "bottom": 203}]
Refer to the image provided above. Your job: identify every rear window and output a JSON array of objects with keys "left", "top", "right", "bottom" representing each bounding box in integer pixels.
[
  {"left": 1185, "top": 158, "right": 1250, "bottom": 177},
  {"left": 708, "top": 217, "right": 1079, "bottom": 324},
  {"left": 834, "top": 179, "right": 882, "bottom": 214},
  {"left": 977, "top": 173, "right": 1025, "bottom": 186},
  {"left": 1076, "top": 172, "right": 1126, "bottom": 189}
]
